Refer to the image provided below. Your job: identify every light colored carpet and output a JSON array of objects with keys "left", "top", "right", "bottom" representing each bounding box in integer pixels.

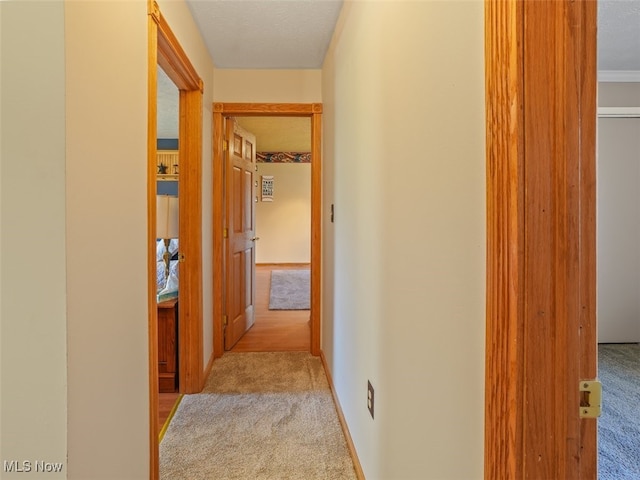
[
  {"left": 160, "top": 352, "right": 357, "bottom": 480},
  {"left": 269, "top": 269, "right": 310, "bottom": 310},
  {"left": 598, "top": 343, "right": 640, "bottom": 479}
]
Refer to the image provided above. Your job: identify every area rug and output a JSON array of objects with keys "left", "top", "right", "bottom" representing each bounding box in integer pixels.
[
  {"left": 159, "top": 352, "right": 356, "bottom": 480},
  {"left": 598, "top": 343, "right": 640, "bottom": 479},
  {"left": 269, "top": 269, "right": 310, "bottom": 310}
]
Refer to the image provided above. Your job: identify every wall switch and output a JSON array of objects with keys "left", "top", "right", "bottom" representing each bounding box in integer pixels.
[{"left": 367, "top": 380, "right": 374, "bottom": 419}]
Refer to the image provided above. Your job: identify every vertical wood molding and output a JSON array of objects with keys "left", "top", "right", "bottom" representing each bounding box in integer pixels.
[
  {"left": 576, "top": 1, "right": 598, "bottom": 477},
  {"left": 484, "top": 1, "right": 525, "bottom": 477},
  {"left": 147, "top": 10, "right": 160, "bottom": 480},
  {"left": 213, "top": 110, "right": 225, "bottom": 358},
  {"left": 178, "top": 88, "right": 204, "bottom": 392},
  {"left": 310, "top": 109, "right": 322, "bottom": 356},
  {"left": 485, "top": 0, "right": 597, "bottom": 477}
]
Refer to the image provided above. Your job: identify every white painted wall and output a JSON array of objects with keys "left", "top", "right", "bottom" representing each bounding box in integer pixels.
[
  {"left": 597, "top": 82, "right": 640, "bottom": 343},
  {"left": 1, "top": 2, "right": 67, "bottom": 476},
  {"left": 322, "top": 1, "right": 485, "bottom": 478},
  {"left": 255, "top": 163, "right": 311, "bottom": 264}
]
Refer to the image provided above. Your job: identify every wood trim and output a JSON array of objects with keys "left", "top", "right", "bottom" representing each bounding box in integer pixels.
[
  {"left": 178, "top": 88, "right": 204, "bottom": 393},
  {"left": 213, "top": 111, "right": 225, "bottom": 358},
  {"left": 150, "top": 1, "right": 202, "bottom": 92},
  {"left": 148, "top": 2, "right": 205, "bottom": 478},
  {"left": 213, "top": 102, "right": 322, "bottom": 116},
  {"left": 147, "top": 9, "right": 160, "bottom": 480},
  {"left": 484, "top": 1, "right": 524, "bottom": 477},
  {"left": 485, "top": 0, "right": 597, "bottom": 477},
  {"left": 320, "top": 351, "right": 365, "bottom": 479},
  {"left": 213, "top": 103, "right": 322, "bottom": 357},
  {"left": 310, "top": 112, "right": 322, "bottom": 356}
]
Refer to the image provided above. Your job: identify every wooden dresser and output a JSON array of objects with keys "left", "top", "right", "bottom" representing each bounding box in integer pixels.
[{"left": 157, "top": 298, "right": 178, "bottom": 392}]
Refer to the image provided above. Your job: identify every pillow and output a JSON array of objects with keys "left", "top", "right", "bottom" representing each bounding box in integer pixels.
[
  {"left": 156, "top": 260, "right": 166, "bottom": 293},
  {"left": 157, "top": 269, "right": 178, "bottom": 302}
]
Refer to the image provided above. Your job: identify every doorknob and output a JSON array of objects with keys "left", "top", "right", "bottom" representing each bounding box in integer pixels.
[{"left": 250, "top": 237, "right": 260, "bottom": 241}]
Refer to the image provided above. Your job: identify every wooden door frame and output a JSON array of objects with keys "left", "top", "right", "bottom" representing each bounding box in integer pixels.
[
  {"left": 212, "top": 103, "right": 322, "bottom": 357},
  {"left": 148, "top": 2, "right": 204, "bottom": 478},
  {"left": 485, "top": 0, "right": 597, "bottom": 477}
]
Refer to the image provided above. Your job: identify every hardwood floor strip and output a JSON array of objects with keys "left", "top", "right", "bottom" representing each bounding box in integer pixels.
[
  {"left": 230, "top": 265, "right": 310, "bottom": 352},
  {"left": 158, "top": 394, "right": 183, "bottom": 442}
]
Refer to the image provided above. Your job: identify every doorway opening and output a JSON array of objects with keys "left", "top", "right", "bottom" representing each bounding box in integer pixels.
[
  {"left": 230, "top": 116, "right": 313, "bottom": 352},
  {"left": 155, "top": 64, "right": 181, "bottom": 430},
  {"left": 212, "top": 103, "right": 323, "bottom": 358},
  {"left": 148, "top": 4, "right": 204, "bottom": 478}
]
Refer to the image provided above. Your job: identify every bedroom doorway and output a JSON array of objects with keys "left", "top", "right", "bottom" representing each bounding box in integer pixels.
[
  {"left": 230, "top": 116, "right": 313, "bottom": 352},
  {"left": 212, "top": 103, "right": 323, "bottom": 358},
  {"left": 155, "top": 64, "right": 181, "bottom": 430},
  {"left": 148, "top": 5, "right": 205, "bottom": 478}
]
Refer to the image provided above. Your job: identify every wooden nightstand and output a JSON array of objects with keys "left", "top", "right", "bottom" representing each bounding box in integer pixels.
[{"left": 157, "top": 298, "right": 178, "bottom": 393}]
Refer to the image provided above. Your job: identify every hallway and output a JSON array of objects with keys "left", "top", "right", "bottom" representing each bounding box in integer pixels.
[{"left": 158, "top": 264, "right": 311, "bottom": 430}]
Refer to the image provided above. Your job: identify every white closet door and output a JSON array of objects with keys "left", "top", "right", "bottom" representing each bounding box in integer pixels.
[{"left": 597, "top": 117, "right": 640, "bottom": 343}]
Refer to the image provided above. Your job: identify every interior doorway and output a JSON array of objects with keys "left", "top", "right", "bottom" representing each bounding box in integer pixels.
[
  {"left": 230, "top": 116, "right": 313, "bottom": 352},
  {"left": 212, "top": 103, "right": 323, "bottom": 358},
  {"left": 147, "top": 4, "right": 205, "bottom": 478},
  {"left": 155, "top": 65, "right": 181, "bottom": 430}
]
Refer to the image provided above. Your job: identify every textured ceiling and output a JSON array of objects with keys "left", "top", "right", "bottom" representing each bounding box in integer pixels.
[{"left": 186, "top": 0, "right": 343, "bottom": 69}]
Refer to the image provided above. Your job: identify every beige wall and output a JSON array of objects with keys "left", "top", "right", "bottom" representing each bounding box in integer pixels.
[
  {"left": 322, "top": 1, "right": 485, "bottom": 477},
  {"left": 65, "top": 2, "right": 149, "bottom": 478},
  {"left": 213, "top": 69, "right": 321, "bottom": 103},
  {"left": 255, "top": 163, "right": 311, "bottom": 264},
  {"left": 1, "top": 2, "right": 67, "bottom": 476}
]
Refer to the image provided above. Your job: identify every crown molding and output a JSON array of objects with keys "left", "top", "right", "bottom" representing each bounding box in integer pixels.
[
  {"left": 598, "top": 70, "right": 640, "bottom": 83},
  {"left": 597, "top": 107, "right": 640, "bottom": 118}
]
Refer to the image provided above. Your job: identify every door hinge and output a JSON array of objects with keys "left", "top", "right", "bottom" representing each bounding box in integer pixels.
[
  {"left": 223, "top": 315, "right": 228, "bottom": 327},
  {"left": 579, "top": 380, "right": 602, "bottom": 418},
  {"left": 223, "top": 227, "right": 228, "bottom": 238},
  {"left": 223, "top": 139, "right": 228, "bottom": 151}
]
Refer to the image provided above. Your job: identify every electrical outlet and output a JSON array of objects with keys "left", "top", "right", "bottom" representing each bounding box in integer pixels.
[{"left": 367, "top": 381, "right": 374, "bottom": 419}]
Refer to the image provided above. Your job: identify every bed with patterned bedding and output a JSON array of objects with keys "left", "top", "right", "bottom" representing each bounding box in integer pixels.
[{"left": 156, "top": 238, "right": 179, "bottom": 303}]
